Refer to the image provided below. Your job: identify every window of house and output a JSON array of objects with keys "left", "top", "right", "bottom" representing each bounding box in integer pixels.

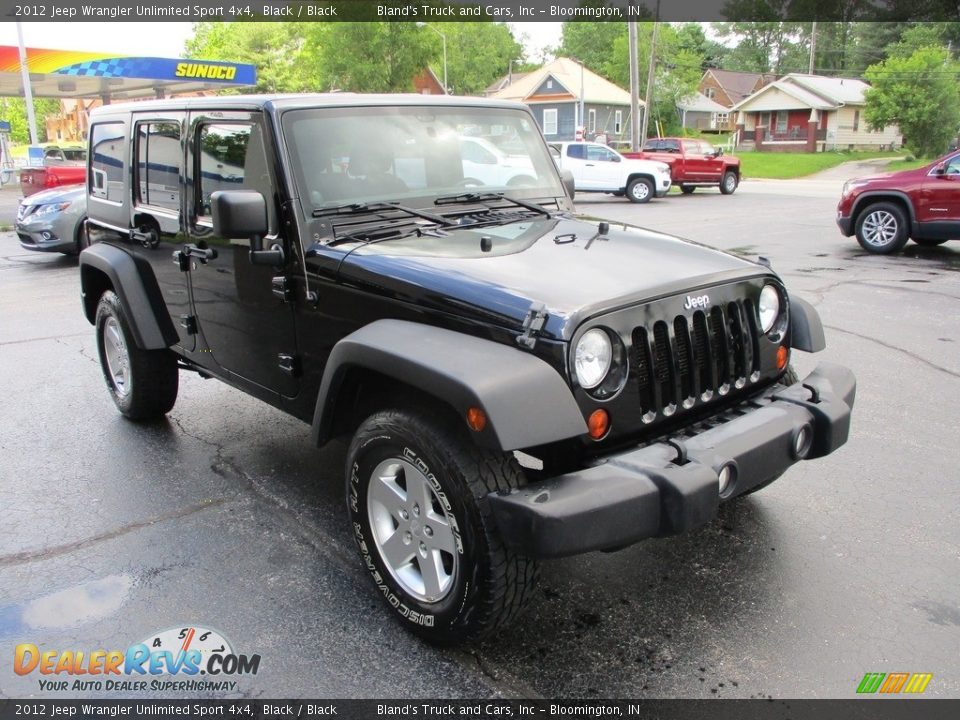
[
  {"left": 89, "top": 122, "right": 125, "bottom": 202},
  {"left": 853, "top": 110, "right": 860, "bottom": 132},
  {"left": 614, "top": 110, "right": 622, "bottom": 135},
  {"left": 759, "top": 112, "right": 771, "bottom": 128},
  {"left": 542, "top": 108, "right": 558, "bottom": 135},
  {"left": 546, "top": 79, "right": 553, "bottom": 90},
  {"left": 704, "top": 87, "right": 715, "bottom": 99},
  {"left": 135, "top": 122, "right": 181, "bottom": 213},
  {"left": 588, "top": 109, "right": 596, "bottom": 133},
  {"left": 715, "top": 112, "right": 729, "bottom": 126},
  {"left": 776, "top": 112, "right": 788, "bottom": 134}
]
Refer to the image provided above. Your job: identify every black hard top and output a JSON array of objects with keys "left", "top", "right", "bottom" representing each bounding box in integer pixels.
[{"left": 89, "top": 93, "right": 528, "bottom": 118}]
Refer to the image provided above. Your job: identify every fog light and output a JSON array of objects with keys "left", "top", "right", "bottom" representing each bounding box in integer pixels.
[
  {"left": 718, "top": 463, "right": 736, "bottom": 495},
  {"left": 587, "top": 409, "right": 610, "bottom": 440},
  {"left": 793, "top": 425, "right": 813, "bottom": 459},
  {"left": 41, "top": 231, "right": 52, "bottom": 241}
]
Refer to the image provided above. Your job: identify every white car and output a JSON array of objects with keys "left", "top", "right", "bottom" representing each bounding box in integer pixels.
[
  {"left": 459, "top": 136, "right": 539, "bottom": 189},
  {"left": 551, "top": 141, "right": 672, "bottom": 203}
]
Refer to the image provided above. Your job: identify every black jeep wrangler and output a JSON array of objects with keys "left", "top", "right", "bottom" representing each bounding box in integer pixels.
[{"left": 80, "top": 95, "right": 855, "bottom": 644}]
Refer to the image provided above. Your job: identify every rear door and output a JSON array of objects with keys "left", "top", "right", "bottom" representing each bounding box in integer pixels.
[
  {"left": 129, "top": 113, "right": 194, "bottom": 351},
  {"left": 184, "top": 110, "right": 299, "bottom": 398}
]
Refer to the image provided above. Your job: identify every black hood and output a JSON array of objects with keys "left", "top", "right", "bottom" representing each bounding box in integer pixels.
[{"left": 327, "top": 216, "right": 770, "bottom": 341}]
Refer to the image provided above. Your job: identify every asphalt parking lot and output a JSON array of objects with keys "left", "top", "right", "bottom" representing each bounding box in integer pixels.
[{"left": 1, "top": 171, "right": 958, "bottom": 700}]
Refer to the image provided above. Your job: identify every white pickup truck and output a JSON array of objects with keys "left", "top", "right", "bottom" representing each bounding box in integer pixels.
[{"left": 550, "top": 141, "right": 672, "bottom": 203}]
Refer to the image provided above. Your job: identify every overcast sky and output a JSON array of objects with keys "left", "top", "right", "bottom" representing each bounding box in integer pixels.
[{"left": 0, "top": 22, "right": 563, "bottom": 61}]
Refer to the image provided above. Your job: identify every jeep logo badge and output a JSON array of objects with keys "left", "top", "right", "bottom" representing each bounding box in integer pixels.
[{"left": 684, "top": 294, "right": 710, "bottom": 310}]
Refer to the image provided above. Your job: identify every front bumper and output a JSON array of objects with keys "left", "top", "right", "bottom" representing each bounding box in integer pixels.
[
  {"left": 488, "top": 363, "right": 856, "bottom": 558},
  {"left": 15, "top": 219, "right": 75, "bottom": 253},
  {"left": 836, "top": 212, "right": 853, "bottom": 236},
  {"left": 656, "top": 178, "right": 672, "bottom": 197}
]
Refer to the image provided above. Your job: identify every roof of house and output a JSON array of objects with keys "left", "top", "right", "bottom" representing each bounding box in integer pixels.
[
  {"left": 731, "top": 74, "right": 871, "bottom": 112},
  {"left": 703, "top": 68, "right": 776, "bottom": 104},
  {"left": 484, "top": 71, "right": 532, "bottom": 96},
  {"left": 490, "top": 57, "right": 635, "bottom": 106},
  {"left": 678, "top": 92, "right": 730, "bottom": 113}
]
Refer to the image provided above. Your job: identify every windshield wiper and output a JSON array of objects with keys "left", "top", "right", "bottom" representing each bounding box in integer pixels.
[
  {"left": 433, "top": 192, "right": 553, "bottom": 218},
  {"left": 312, "top": 201, "right": 455, "bottom": 226}
]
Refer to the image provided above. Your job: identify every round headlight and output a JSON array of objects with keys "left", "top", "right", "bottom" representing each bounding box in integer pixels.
[
  {"left": 575, "top": 329, "right": 612, "bottom": 390},
  {"left": 758, "top": 284, "right": 781, "bottom": 334}
]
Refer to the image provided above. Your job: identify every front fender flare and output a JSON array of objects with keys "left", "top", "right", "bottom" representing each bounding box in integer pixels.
[
  {"left": 79, "top": 244, "right": 177, "bottom": 350},
  {"left": 789, "top": 295, "right": 826, "bottom": 353},
  {"left": 311, "top": 320, "right": 588, "bottom": 452}
]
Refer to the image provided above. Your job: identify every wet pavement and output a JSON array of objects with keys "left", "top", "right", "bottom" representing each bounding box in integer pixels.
[{"left": 1, "top": 179, "right": 958, "bottom": 699}]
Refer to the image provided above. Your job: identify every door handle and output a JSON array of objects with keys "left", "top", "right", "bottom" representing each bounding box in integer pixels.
[
  {"left": 585, "top": 163, "right": 595, "bottom": 167},
  {"left": 183, "top": 244, "right": 218, "bottom": 263}
]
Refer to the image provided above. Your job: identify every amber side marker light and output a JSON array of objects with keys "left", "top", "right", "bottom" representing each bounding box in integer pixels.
[
  {"left": 466, "top": 407, "right": 487, "bottom": 432},
  {"left": 777, "top": 345, "right": 789, "bottom": 370},
  {"left": 587, "top": 409, "right": 610, "bottom": 440}
]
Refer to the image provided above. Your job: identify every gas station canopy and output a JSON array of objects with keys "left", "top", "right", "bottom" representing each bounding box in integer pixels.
[{"left": 0, "top": 46, "right": 257, "bottom": 100}]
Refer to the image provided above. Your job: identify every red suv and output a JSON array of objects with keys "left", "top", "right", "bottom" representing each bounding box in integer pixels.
[{"left": 836, "top": 151, "right": 960, "bottom": 253}]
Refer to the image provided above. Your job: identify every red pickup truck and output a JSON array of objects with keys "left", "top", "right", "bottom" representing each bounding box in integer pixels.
[
  {"left": 622, "top": 138, "right": 741, "bottom": 195},
  {"left": 20, "top": 146, "right": 87, "bottom": 197}
]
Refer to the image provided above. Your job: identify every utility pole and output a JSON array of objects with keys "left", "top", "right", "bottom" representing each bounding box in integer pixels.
[
  {"left": 640, "top": 5, "right": 660, "bottom": 145},
  {"left": 628, "top": 22, "right": 640, "bottom": 150},
  {"left": 809, "top": 21, "right": 818, "bottom": 75},
  {"left": 16, "top": 22, "right": 38, "bottom": 146}
]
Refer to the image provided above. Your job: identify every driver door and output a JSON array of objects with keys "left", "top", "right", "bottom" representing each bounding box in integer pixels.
[{"left": 184, "top": 110, "right": 299, "bottom": 399}]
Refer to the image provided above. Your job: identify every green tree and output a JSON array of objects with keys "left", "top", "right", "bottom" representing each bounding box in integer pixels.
[
  {"left": 864, "top": 45, "right": 960, "bottom": 157},
  {"left": 0, "top": 97, "right": 61, "bottom": 144},
  {"left": 431, "top": 23, "right": 524, "bottom": 95},
  {"left": 556, "top": 22, "right": 627, "bottom": 80}
]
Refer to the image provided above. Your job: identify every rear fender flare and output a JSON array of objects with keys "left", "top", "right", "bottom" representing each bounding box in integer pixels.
[
  {"left": 79, "top": 243, "right": 177, "bottom": 349},
  {"left": 311, "top": 320, "right": 587, "bottom": 452}
]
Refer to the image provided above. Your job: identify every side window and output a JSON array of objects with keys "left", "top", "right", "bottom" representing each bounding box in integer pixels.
[
  {"left": 586, "top": 145, "right": 616, "bottom": 162},
  {"left": 664, "top": 139, "right": 681, "bottom": 153},
  {"left": 643, "top": 139, "right": 660, "bottom": 151},
  {"left": 682, "top": 140, "right": 701, "bottom": 153},
  {"left": 197, "top": 122, "right": 275, "bottom": 231},
  {"left": 944, "top": 154, "right": 960, "bottom": 174},
  {"left": 136, "top": 122, "right": 181, "bottom": 213},
  {"left": 89, "top": 122, "right": 125, "bottom": 202},
  {"left": 566, "top": 144, "right": 585, "bottom": 160}
]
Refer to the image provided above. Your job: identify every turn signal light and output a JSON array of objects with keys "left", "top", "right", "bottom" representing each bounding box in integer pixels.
[
  {"left": 776, "top": 345, "right": 788, "bottom": 370},
  {"left": 465, "top": 407, "right": 487, "bottom": 432},
  {"left": 587, "top": 409, "right": 610, "bottom": 440}
]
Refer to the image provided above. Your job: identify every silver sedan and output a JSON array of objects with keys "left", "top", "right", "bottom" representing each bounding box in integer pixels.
[{"left": 15, "top": 184, "right": 88, "bottom": 255}]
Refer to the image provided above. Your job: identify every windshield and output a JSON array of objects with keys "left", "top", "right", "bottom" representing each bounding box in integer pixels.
[{"left": 281, "top": 105, "right": 564, "bottom": 214}]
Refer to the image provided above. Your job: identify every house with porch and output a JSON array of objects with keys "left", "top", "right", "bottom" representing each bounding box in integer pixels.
[
  {"left": 490, "top": 57, "right": 637, "bottom": 142},
  {"left": 732, "top": 74, "right": 902, "bottom": 152},
  {"left": 677, "top": 92, "right": 735, "bottom": 133}
]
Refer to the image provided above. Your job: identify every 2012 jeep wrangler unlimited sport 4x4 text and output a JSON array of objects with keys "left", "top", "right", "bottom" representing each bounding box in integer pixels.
[{"left": 80, "top": 95, "right": 855, "bottom": 644}]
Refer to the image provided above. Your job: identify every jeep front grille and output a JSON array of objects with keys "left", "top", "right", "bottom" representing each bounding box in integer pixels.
[{"left": 631, "top": 300, "right": 760, "bottom": 421}]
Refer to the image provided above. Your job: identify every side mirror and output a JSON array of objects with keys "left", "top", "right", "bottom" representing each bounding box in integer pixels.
[
  {"left": 211, "top": 190, "right": 283, "bottom": 266},
  {"left": 612, "top": 155, "right": 621, "bottom": 162},
  {"left": 932, "top": 162, "right": 946, "bottom": 176},
  {"left": 716, "top": 148, "right": 724, "bottom": 157},
  {"left": 560, "top": 169, "right": 575, "bottom": 200}
]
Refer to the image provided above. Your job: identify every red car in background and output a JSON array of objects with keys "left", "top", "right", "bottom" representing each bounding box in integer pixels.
[
  {"left": 836, "top": 151, "right": 960, "bottom": 254},
  {"left": 622, "top": 137, "right": 742, "bottom": 195},
  {"left": 20, "top": 146, "right": 87, "bottom": 197}
]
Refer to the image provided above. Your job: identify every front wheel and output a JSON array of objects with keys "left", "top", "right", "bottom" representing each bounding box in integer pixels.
[
  {"left": 719, "top": 171, "right": 738, "bottom": 195},
  {"left": 855, "top": 202, "right": 908, "bottom": 254},
  {"left": 95, "top": 290, "right": 178, "bottom": 420},
  {"left": 626, "top": 177, "right": 654, "bottom": 203},
  {"left": 346, "top": 409, "right": 538, "bottom": 644}
]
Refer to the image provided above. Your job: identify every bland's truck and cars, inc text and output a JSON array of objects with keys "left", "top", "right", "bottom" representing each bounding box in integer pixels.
[{"left": 78, "top": 94, "right": 855, "bottom": 644}]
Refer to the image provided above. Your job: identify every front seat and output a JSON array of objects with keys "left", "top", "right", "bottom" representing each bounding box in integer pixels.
[{"left": 349, "top": 145, "right": 408, "bottom": 197}]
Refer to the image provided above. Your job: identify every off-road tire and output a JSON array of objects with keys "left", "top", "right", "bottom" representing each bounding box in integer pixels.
[
  {"left": 855, "top": 202, "right": 909, "bottom": 254},
  {"left": 680, "top": 184, "right": 695, "bottom": 195},
  {"left": 719, "top": 171, "right": 738, "bottom": 195},
  {"left": 95, "top": 290, "right": 178, "bottom": 420},
  {"left": 626, "top": 177, "right": 654, "bottom": 203},
  {"left": 733, "top": 365, "right": 799, "bottom": 499},
  {"left": 346, "top": 409, "right": 538, "bottom": 645}
]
